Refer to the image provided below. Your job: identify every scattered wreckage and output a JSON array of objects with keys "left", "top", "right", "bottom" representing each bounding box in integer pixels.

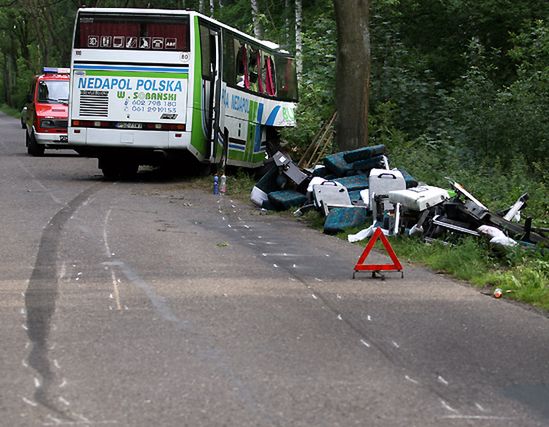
[{"left": 250, "top": 145, "right": 547, "bottom": 248}]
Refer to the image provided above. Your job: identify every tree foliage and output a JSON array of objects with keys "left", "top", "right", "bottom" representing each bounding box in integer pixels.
[{"left": 0, "top": 1, "right": 547, "bottom": 219}]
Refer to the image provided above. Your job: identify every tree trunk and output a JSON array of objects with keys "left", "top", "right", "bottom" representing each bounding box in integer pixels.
[
  {"left": 295, "top": 0, "right": 302, "bottom": 79},
  {"left": 251, "top": 0, "right": 263, "bottom": 39},
  {"left": 199, "top": 0, "right": 205, "bottom": 13},
  {"left": 334, "top": 0, "right": 370, "bottom": 151},
  {"left": 285, "top": 0, "right": 291, "bottom": 46},
  {"left": 209, "top": 0, "right": 214, "bottom": 16}
]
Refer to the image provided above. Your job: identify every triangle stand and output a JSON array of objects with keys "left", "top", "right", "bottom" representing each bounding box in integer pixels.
[{"left": 353, "top": 227, "right": 404, "bottom": 280}]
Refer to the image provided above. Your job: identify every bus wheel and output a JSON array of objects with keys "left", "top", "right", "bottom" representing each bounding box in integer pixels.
[
  {"left": 99, "top": 158, "right": 120, "bottom": 180},
  {"left": 27, "top": 132, "right": 44, "bottom": 156},
  {"left": 119, "top": 161, "right": 139, "bottom": 180}
]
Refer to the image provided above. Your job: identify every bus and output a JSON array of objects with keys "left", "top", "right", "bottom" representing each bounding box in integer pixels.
[{"left": 69, "top": 8, "right": 298, "bottom": 178}]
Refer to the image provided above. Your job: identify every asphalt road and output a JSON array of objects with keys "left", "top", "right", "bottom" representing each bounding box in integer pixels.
[{"left": 1, "top": 112, "right": 548, "bottom": 427}]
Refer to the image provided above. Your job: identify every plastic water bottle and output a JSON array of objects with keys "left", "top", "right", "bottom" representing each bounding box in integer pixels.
[
  {"left": 220, "top": 174, "right": 227, "bottom": 193},
  {"left": 213, "top": 175, "right": 219, "bottom": 195}
]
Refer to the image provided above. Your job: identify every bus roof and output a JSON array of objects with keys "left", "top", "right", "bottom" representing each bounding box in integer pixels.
[{"left": 77, "top": 8, "right": 291, "bottom": 56}]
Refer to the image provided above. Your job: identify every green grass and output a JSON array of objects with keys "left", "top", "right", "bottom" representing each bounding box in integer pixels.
[
  {"left": 1, "top": 104, "right": 22, "bottom": 118},
  {"left": 272, "top": 202, "right": 549, "bottom": 311},
  {"left": 192, "top": 169, "right": 549, "bottom": 312}
]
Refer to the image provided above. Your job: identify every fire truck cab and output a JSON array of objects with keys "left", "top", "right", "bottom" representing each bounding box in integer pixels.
[{"left": 25, "top": 67, "right": 70, "bottom": 156}]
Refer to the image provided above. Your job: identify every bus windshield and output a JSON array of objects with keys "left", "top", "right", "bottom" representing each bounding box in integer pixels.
[{"left": 74, "top": 13, "right": 190, "bottom": 51}]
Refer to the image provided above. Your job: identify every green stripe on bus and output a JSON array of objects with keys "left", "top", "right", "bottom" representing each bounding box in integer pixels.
[
  {"left": 191, "top": 16, "right": 207, "bottom": 155},
  {"left": 84, "top": 70, "right": 188, "bottom": 79}
]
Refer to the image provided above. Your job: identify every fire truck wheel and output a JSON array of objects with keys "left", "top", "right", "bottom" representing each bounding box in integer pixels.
[{"left": 27, "top": 132, "right": 44, "bottom": 157}]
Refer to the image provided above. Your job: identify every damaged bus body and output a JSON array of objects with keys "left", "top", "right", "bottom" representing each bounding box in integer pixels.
[{"left": 69, "top": 8, "right": 298, "bottom": 178}]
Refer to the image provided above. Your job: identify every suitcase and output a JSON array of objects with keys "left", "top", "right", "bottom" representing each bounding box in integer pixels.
[
  {"left": 323, "top": 152, "right": 354, "bottom": 177},
  {"left": 369, "top": 169, "right": 406, "bottom": 211},
  {"left": 343, "top": 144, "right": 386, "bottom": 163},
  {"left": 313, "top": 181, "right": 352, "bottom": 213},
  {"left": 333, "top": 174, "right": 369, "bottom": 191},
  {"left": 323, "top": 207, "right": 369, "bottom": 234},
  {"left": 388, "top": 185, "right": 450, "bottom": 211},
  {"left": 268, "top": 190, "right": 307, "bottom": 210}
]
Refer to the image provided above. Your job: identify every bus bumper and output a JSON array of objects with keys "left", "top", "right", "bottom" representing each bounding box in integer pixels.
[{"left": 68, "top": 127, "right": 192, "bottom": 149}]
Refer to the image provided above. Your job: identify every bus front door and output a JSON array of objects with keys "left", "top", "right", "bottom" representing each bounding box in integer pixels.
[{"left": 199, "top": 22, "right": 223, "bottom": 165}]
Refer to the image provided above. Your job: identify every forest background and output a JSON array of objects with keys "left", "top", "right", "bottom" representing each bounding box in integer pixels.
[
  {"left": 0, "top": 0, "right": 547, "bottom": 223},
  {"left": 0, "top": 0, "right": 547, "bottom": 307}
]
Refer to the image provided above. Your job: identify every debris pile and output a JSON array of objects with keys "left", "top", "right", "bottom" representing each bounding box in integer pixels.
[{"left": 250, "top": 145, "right": 548, "bottom": 248}]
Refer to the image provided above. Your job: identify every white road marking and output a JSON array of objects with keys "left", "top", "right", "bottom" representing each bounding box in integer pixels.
[
  {"left": 20, "top": 308, "right": 26, "bottom": 315},
  {"left": 441, "top": 415, "right": 512, "bottom": 420},
  {"left": 336, "top": 294, "right": 342, "bottom": 299},
  {"left": 325, "top": 254, "right": 330, "bottom": 257},
  {"left": 360, "top": 339, "right": 370, "bottom": 348},
  {"left": 54, "top": 359, "right": 61, "bottom": 369},
  {"left": 58, "top": 396, "right": 70, "bottom": 406},
  {"left": 405, "top": 375, "right": 419, "bottom": 384},
  {"left": 391, "top": 341, "right": 400, "bottom": 348},
  {"left": 243, "top": 224, "right": 249, "bottom": 228},
  {"left": 367, "top": 315, "right": 372, "bottom": 321},
  {"left": 22, "top": 397, "right": 37, "bottom": 407},
  {"left": 311, "top": 294, "right": 318, "bottom": 300},
  {"left": 292, "top": 264, "right": 297, "bottom": 268},
  {"left": 440, "top": 400, "right": 458, "bottom": 413},
  {"left": 45, "top": 414, "right": 62, "bottom": 425},
  {"left": 22, "top": 324, "right": 28, "bottom": 331},
  {"left": 314, "top": 278, "right": 323, "bottom": 282},
  {"left": 59, "top": 378, "right": 67, "bottom": 388},
  {"left": 337, "top": 314, "right": 342, "bottom": 320},
  {"left": 475, "top": 402, "right": 486, "bottom": 412},
  {"left": 22, "top": 359, "right": 28, "bottom": 368},
  {"left": 437, "top": 375, "right": 449, "bottom": 385},
  {"left": 273, "top": 264, "right": 278, "bottom": 268},
  {"left": 257, "top": 235, "right": 263, "bottom": 239},
  {"left": 227, "top": 224, "right": 232, "bottom": 228},
  {"left": 248, "top": 242, "right": 256, "bottom": 246},
  {"left": 59, "top": 261, "right": 67, "bottom": 281}
]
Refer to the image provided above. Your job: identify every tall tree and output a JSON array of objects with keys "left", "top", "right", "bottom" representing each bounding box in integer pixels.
[
  {"left": 251, "top": 0, "right": 263, "bottom": 38},
  {"left": 294, "top": 0, "right": 302, "bottom": 78},
  {"left": 333, "top": 0, "right": 370, "bottom": 150}
]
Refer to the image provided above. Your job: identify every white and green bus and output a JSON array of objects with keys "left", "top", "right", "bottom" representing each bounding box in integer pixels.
[{"left": 69, "top": 8, "right": 298, "bottom": 178}]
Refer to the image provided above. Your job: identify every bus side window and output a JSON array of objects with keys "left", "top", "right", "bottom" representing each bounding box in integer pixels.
[
  {"left": 200, "top": 24, "right": 212, "bottom": 79},
  {"left": 235, "top": 42, "right": 249, "bottom": 88},
  {"left": 248, "top": 48, "right": 260, "bottom": 93},
  {"left": 223, "top": 32, "right": 236, "bottom": 84}
]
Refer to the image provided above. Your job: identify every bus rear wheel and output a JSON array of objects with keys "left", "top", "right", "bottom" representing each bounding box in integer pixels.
[{"left": 99, "top": 157, "right": 139, "bottom": 180}]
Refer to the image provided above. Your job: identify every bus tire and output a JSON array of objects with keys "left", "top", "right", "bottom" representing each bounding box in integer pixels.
[
  {"left": 99, "top": 158, "right": 120, "bottom": 180},
  {"left": 27, "top": 132, "right": 44, "bottom": 157},
  {"left": 119, "top": 161, "right": 139, "bottom": 179}
]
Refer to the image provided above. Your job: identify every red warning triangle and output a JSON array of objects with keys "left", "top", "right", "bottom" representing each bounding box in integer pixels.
[{"left": 354, "top": 227, "right": 403, "bottom": 272}]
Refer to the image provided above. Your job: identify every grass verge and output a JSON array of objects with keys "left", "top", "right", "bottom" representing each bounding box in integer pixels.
[
  {"left": 0, "top": 104, "right": 22, "bottom": 118},
  {"left": 197, "top": 171, "right": 549, "bottom": 312}
]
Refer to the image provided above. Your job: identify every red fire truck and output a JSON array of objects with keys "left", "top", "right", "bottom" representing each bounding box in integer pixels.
[{"left": 24, "top": 67, "right": 70, "bottom": 156}]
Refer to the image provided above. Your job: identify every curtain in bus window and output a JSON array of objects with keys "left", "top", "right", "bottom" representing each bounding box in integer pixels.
[
  {"left": 264, "top": 55, "right": 275, "bottom": 96},
  {"left": 256, "top": 52, "right": 263, "bottom": 94},
  {"left": 78, "top": 22, "right": 140, "bottom": 48}
]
